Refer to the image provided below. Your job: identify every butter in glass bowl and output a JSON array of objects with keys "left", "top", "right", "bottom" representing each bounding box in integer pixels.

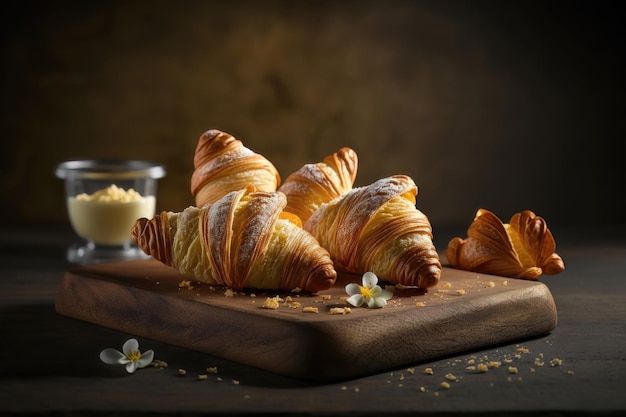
[{"left": 55, "top": 160, "right": 166, "bottom": 265}]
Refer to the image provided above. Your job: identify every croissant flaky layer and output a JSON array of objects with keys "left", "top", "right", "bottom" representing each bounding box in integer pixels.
[
  {"left": 190, "top": 129, "right": 281, "bottom": 207},
  {"left": 304, "top": 175, "right": 442, "bottom": 289},
  {"left": 131, "top": 185, "right": 337, "bottom": 292},
  {"left": 445, "top": 209, "right": 565, "bottom": 280},
  {"left": 278, "top": 147, "right": 358, "bottom": 224}
]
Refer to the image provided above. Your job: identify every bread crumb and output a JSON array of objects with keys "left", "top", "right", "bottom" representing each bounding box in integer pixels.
[
  {"left": 441, "top": 381, "right": 451, "bottom": 389},
  {"left": 321, "top": 294, "right": 332, "bottom": 300},
  {"left": 444, "top": 373, "right": 457, "bottom": 381},
  {"left": 341, "top": 386, "right": 347, "bottom": 391},
  {"left": 534, "top": 359, "right": 545, "bottom": 367},
  {"left": 567, "top": 370, "right": 575, "bottom": 375},
  {"left": 486, "top": 281, "right": 496, "bottom": 288},
  {"left": 502, "top": 280, "right": 508, "bottom": 286},
  {"left": 416, "top": 301, "right": 425, "bottom": 307},
  {"left": 216, "top": 377, "right": 222, "bottom": 382},
  {"left": 233, "top": 380, "right": 240, "bottom": 385},
  {"left": 303, "top": 306, "right": 319, "bottom": 314},
  {"left": 419, "top": 386, "right": 426, "bottom": 392},
  {"left": 197, "top": 374, "right": 208, "bottom": 381},
  {"left": 291, "top": 287, "right": 302, "bottom": 293},
  {"left": 329, "top": 307, "right": 351, "bottom": 315},
  {"left": 516, "top": 347, "right": 530, "bottom": 354},
  {"left": 178, "top": 369, "right": 187, "bottom": 376},
  {"left": 179, "top": 280, "right": 194, "bottom": 290},
  {"left": 488, "top": 361, "right": 502, "bottom": 368},
  {"left": 466, "top": 366, "right": 476, "bottom": 371},
  {"left": 407, "top": 368, "right": 415, "bottom": 375},
  {"left": 224, "top": 288, "right": 235, "bottom": 297},
  {"left": 550, "top": 358, "right": 563, "bottom": 367},
  {"left": 477, "top": 363, "right": 489, "bottom": 373},
  {"left": 262, "top": 296, "right": 282, "bottom": 309},
  {"left": 151, "top": 359, "right": 168, "bottom": 368},
  {"left": 508, "top": 366, "right": 519, "bottom": 374},
  {"left": 441, "top": 282, "right": 452, "bottom": 288},
  {"left": 424, "top": 367, "right": 434, "bottom": 375},
  {"left": 206, "top": 367, "right": 218, "bottom": 374},
  {"left": 456, "top": 289, "right": 466, "bottom": 296}
]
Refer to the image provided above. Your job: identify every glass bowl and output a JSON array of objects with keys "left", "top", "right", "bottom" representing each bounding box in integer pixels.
[{"left": 55, "top": 160, "right": 166, "bottom": 264}]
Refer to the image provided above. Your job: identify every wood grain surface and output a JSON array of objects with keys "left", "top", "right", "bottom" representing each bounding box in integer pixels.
[{"left": 55, "top": 259, "right": 557, "bottom": 382}]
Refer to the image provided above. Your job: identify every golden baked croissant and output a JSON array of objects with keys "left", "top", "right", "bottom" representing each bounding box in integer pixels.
[
  {"left": 445, "top": 209, "right": 565, "bottom": 280},
  {"left": 278, "top": 147, "right": 358, "bottom": 223},
  {"left": 304, "top": 175, "right": 442, "bottom": 289},
  {"left": 190, "top": 129, "right": 281, "bottom": 207},
  {"left": 131, "top": 185, "right": 337, "bottom": 292}
]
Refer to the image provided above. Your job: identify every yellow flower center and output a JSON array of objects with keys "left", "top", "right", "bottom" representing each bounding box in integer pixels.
[
  {"left": 360, "top": 285, "right": 372, "bottom": 299},
  {"left": 127, "top": 350, "right": 142, "bottom": 362}
]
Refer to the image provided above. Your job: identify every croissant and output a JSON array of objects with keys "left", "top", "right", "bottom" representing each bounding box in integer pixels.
[
  {"left": 445, "top": 209, "right": 565, "bottom": 280},
  {"left": 131, "top": 185, "right": 337, "bottom": 292},
  {"left": 278, "top": 147, "right": 358, "bottom": 223},
  {"left": 304, "top": 175, "right": 442, "bottom": 289},
  {"left": 190, "top": 129, "right": 281, "bottom": 207}
]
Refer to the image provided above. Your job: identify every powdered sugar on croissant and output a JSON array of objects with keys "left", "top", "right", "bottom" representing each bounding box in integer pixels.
[
  {"left": 191, "top": 129, "right": 281, "bottom": 207},
  {"left": 305, "top": 175, "right": 441, "bottom": 289},
  {"left": 132, "top": 185, "right": 336, "bottom": 292},
  {"left": 445, "top": 209, "right": 565, "bottom": 280}
]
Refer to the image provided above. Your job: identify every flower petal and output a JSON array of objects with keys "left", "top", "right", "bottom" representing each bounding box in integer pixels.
[
  {"left": 373, "top": 297, "right": 388, "bottom": 308},
  {"left": 362, "top": 272, "right": 378, "bottom": 288},
  {"left": 125, "top": 361, "right": 138, "bottom": 373},
  {"left": 122, "top": 338, "right": 139, "bottom": 356},
  {"left": 370, "top": 285, "right": 383, "bottom": 297},
  {"left": 347, "top": 294, "right": 364, "bottom": 307},
  {"left": 136, "top": 350, "right": 155, "bottom": 368},
  {"left": 345, "top": 283, "right": 362, "bottom": 296},
  {"left": 100, "top": 348, "right": 125, "bottom": 365},
  {"left": 380, "top": 289, "right": 393, "bottom": 300}
]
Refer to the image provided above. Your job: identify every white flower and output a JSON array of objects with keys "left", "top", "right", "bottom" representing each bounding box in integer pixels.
[
  {"left": 100, "top": 338, "right": 154, "bottom": 373},
  {"left": 345, "top": 272, "right": 393, "bottom": 308}
]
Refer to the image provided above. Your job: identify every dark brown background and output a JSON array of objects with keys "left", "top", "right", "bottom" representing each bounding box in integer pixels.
[{"left": 1, "top": 0, "right": 623, "bottom": 234}]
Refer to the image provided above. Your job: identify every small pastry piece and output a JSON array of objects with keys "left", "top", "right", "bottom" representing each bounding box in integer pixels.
[
  {"left": 190, "top": 129, "right": 281, "bottom": 207},
  {"left": 445, "top": 209, "right": 565, "bottom": 280},
  {"left": 304, "top": 175, "right": 442, "bottom": 289},
  {"left": 278, "top": 147, "right": 358, "bottom": 223},
  {"left": 131, "top": 185, "right": 336, "bottom": 292}
]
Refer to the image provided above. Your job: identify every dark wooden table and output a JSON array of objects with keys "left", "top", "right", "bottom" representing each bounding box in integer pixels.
[{"left": 1, "top": 224, "right": 625, "bottom": 416}]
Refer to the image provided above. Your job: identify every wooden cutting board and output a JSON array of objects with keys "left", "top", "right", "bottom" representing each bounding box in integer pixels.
[{"left": 55, "top": 259, "right": 557, "bottom": 382}]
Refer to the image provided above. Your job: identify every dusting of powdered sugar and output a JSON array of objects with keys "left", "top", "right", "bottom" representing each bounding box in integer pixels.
[{"left": 306, "top": 175, "right": 416, "bottom": 267}]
